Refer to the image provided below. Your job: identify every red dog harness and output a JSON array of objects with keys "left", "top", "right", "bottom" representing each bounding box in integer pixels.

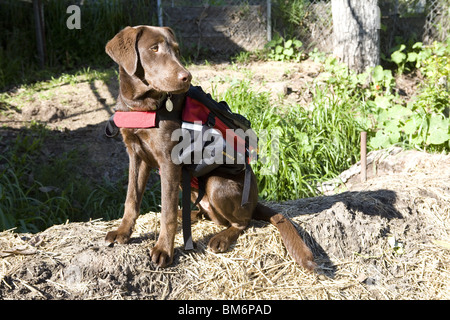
[
  {"left": 105, "top": 86, "right": 255, "bottom": 251},
  {"left": 108, "top": 110, "right": 200, "bottom": 190}
]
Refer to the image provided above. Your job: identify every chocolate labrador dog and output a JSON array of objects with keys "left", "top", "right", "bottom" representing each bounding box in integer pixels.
[{"left": 105, "top": 25, "right": 315, "bottom": 270}]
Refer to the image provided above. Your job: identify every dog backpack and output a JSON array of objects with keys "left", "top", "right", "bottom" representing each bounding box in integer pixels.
[
  {"left": 175, "top": 86, "right": 257, "bottom": 250},
  {"left": 104, "top": 86, "right": 257, "bottom": 251}
]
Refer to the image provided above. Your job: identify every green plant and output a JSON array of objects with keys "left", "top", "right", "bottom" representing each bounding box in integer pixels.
[
  {"left": 265, "top": 37, "right": 304, "bottom": 62},
  {"left": 370, "top": 98, "right": 450, "bottom": 152},
  {"left": 228, "top": 42, "right": 450, "bottom": 200},
  {"left": 271, "top": 0, "right": 310, "bottom": 37},
  {"left": 312, "top": 40, "right": 450, "bottom": 153},
  {"left": 371, "top": 65, "right": 395, "bottom": 93},
  {"left": 214, "top": 79, "right": 362, "bottom": 201},
  {"left": 370, "top": 40, "right": 450, "bottom": 151},
  {"left": 308, "top": 48, "right": 327, "bottom": 63},
  {"left": 390, "top": 44, "right": 417, "bottom": 74}
]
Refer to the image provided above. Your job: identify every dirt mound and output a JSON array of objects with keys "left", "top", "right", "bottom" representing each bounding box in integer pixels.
[{"left": 1, "top": 149, "right": 449, "bottom": 300}]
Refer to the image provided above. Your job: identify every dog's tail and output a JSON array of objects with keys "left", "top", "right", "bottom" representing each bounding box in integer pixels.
[{"left": 253, "top": 202, "right": 316, "bottom": 271}]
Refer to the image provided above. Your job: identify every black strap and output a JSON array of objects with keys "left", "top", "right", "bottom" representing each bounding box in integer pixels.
[
  {"left": 193, "top": 177, "right": 205, "bottom": 207},
  {"left": 241, "top": 136, "right": 251, "bottom": 206},
  {"left": 241, "top": 163, "right": 252, "bottom": 206},
  {"left": 105, "top": 114, "right": 120, "bottom": 138},
  {"left": 182, "top": 167, "right": 194, "bottom": 250}
]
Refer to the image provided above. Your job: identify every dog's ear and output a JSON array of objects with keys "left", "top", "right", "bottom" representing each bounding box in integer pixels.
[
  {"left": 163, "top": 27, "right": 176, "bottom": 40},
  {"left": 105, "top": 26, "right": 142, "bottom": 76}
]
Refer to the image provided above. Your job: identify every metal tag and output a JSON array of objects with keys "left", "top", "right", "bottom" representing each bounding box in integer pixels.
[{"left": 166, "top": 95, "right": 173, "bottom": 112}]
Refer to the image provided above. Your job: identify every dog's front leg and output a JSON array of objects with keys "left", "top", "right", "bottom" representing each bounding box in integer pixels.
[
  {"left": 105, "top": 154, "right": 150, "bottom": 244},
  {"left": 150, "top": 162, "right": 181, "bottom": 267}
]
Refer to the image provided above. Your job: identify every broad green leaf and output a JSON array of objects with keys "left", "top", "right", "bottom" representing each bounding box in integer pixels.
[
  {"left": 417, "top": 49, "right": 432, "bottom": 62},
  {"left": 374, "top": 95, "right": 392, "bottom": 109},
  {"left": 384, "top": 120, "right": 400, "bottom": 133},
  {"left": 390, "top": 105, "right": 413, "bottom": 118},
  {"left": 403, "top": 119, "right": 418, "bottom": 135},
  {"left": 293, "top": 40, "right": 303, "bottom": 48},
  {"left": 357, "top": 72, "right": 370, "bottom": 84},
  {"left": 377, "top": 109, "right": 390, "bottom": 124},
  {"left": 428, "top": 129, "right": 450, "bottom": 145},
  {"left": 370, "top": 131, "right": 390, "bottom": 149},
  {"left": 284, "top": 39, "right": 293, "bottom": 49},
  {"left": 372, "top": 65, "right": 385, "bottom": 82},
  {"left": 407, "top": 52, "right": 418, "bottom": 62},
  {"left": 430, "top": 114, "right": 449, "bottom": 129},
  {"left": 412, "top": 42, "right": 423, "bottom": 49},
  {"left": 427, "top": 115, "right": 450, "bottom": 145},
  {"left": 283, "top": 48, "right": 294, "bottom": 57},
  {"left": 391, "top": 50, "right": 406, "bottom": 65},
  {"left": 389, "top": 130, "right": 401, "bottom": 144}
]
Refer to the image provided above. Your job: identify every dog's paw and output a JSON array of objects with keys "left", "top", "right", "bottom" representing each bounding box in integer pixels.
[
  {"left": 208, "top": 234, "right": 232, "bottom": 253},
  {"left": 105, "top": 229, "right": 131, "bottom": 245},
  {"left": 150, "top": 245, "right": 173, "bottom": 268}
]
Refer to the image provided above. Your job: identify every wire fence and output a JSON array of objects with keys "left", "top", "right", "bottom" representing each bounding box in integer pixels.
[
  {"left": 158, "top": 0, "right": 449, "bottom": 58},
  {"left": 2, "top": 0, "right": 448, "bottom": 88},
  {"left": 285, "top": 0, "right": 449, "bottom": 54},
  {"left": 290, "top": 1, "right": 333, "bottom": 52},
  {"left": 158, "top": 0, "right": 270, "bottom": 58},
  {"left": 423, "top": 0, "right": 450, "bottom": 43}
]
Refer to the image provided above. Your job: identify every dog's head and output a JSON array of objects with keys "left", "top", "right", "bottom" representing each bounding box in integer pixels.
[{"left": 106, "top": 26, "right": 191, "bottom": 94}]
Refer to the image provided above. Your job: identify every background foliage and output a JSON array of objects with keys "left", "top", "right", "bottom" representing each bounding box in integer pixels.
[{"left": 0, "top": 0, "right": 155, "bottom": 89}]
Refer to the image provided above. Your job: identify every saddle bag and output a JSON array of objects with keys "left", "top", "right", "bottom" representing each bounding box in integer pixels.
[{"left": 174, "top": 86, "right": 258, "bottom": 250}]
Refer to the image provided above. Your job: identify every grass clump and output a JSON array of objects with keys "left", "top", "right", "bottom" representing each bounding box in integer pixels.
[
  {"left": 216, "top": 80, "right": 363, "bottom": 201},
  {"left": 0, "top": 123, "right": 160, "bottom": 233}
]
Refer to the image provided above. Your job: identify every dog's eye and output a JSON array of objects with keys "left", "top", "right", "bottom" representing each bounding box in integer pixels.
[{"left": 150, "top": 45, "right": 159, "bottom": 52}]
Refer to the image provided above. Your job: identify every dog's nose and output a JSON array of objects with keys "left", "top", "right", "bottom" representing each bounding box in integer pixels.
[{"left": 178, "top": 70, "right": 192, "bottom": 83}]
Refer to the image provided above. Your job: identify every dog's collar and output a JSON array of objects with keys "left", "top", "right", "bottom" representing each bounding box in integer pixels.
[
  {"left": 105, "top": 93, "right": 182, "bottom": 138},
  {"left": 123, "top": 92, "right": 170, "bottom": 111},
  {"left": 113, "top": 111, "right": 157, "bottom": 128}
]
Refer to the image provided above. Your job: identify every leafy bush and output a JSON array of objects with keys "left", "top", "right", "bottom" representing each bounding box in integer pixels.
[
  {"left": 389, "top": 43, "right": 423, "bottom": 75},
  {"left": 371, "top": 39, "right": 450, "bottom": 151},
  {"left": 215, "top": 80, "right": 362, "bottom": 201},
  {"left": 310, "top": 39, "right": 450, "bottom": 153},
  {"left": 265, "top": 37, "right": 304, "bottom": 62}
]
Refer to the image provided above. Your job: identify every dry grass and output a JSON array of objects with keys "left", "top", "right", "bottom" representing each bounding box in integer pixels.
[{"left": 1, "top": 149, "right": 449, "bottom": 300}]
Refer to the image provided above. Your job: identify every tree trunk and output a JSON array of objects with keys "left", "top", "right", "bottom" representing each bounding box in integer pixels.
[{"left": 332, "top": 0, "right": 380, "bottom": 73}]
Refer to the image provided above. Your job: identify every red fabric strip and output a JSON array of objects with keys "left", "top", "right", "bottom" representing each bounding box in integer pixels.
[
  {"left": 182, "top": 97, "right": 209, "bottom": 122},
  {"left": 113, "top": 111, "right": 157, "bottom": 128}
]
